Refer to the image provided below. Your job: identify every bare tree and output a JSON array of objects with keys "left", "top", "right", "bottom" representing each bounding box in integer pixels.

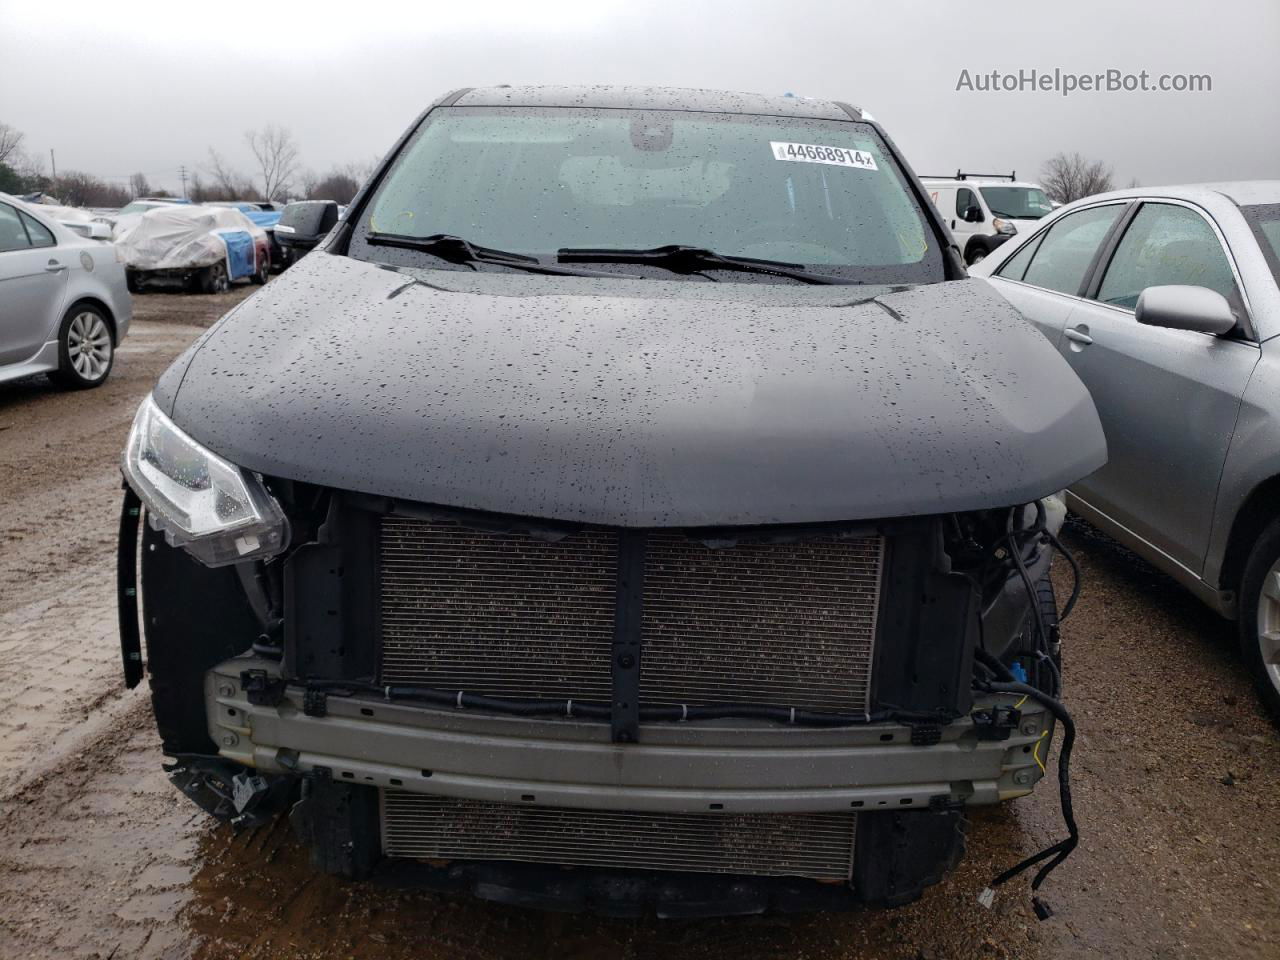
[
  {"left": 1040, "top": 152, "right": 1114, "bottom": 204},
  {"left": 50, "top": 171, "right": 129, "bottom": 208},
  {"left": 245, "top": 124, "right": 300, "bottom": 201},
  {"left": 204, "top": 148, "right": 255, "bottom": 200},
  {"left": 129, "top": 172, "right": 151, "bottom": 197},
  {"left": 297, "top": 167, "right": 319, "bottom": 199},
  {"left": 308, "top": 169, "right": 360, "bottom": 203},
  {"left": 0, "top": 123, "right": 23, "bottom": 166}
]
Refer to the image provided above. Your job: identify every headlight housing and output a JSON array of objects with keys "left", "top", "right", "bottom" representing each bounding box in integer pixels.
[
  {"left": 122, "top": 394, "right": 290, "bottom": 567},
  {"left": 993, "top": 218, "right": 1018, "bottom": 236}
]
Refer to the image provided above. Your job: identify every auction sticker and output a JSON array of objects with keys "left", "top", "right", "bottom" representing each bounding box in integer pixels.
[{"left": 770, "top": 141, "right": 878, "bottom": 170}]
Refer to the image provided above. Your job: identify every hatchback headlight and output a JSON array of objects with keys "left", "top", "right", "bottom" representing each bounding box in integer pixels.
[
  {"left": 122, "top": 394, "right": 290, "bottom": 567},
  {"left": 993, "top": 218, "right": 1018, "bottom": 236}
]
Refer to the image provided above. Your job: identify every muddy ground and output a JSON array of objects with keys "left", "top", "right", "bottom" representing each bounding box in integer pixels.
[{"left": 0, "top": 287, "right": 1277, "bottom": 959}]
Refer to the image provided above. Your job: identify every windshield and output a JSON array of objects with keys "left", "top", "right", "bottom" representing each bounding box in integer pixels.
[
  {"left": 119, "top": 201, "right": 161, "bottom": 215},
  {"left": 351, "top": 107, "right": 944, "bottom": 284},
  {"left": 980, "top": 186, "right": 1053, "bottom": 220}
]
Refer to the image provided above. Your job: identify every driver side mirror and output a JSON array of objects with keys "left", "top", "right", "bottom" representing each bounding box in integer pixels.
[
  {"left": 86, "top": 221, "right": 113, "bottom": 241},
  {"left": 1135, "top": 284, "right": 1237, "bottom": 335},
  {"left": 963, "top": 205, "right": 984, "bottom": 223}
]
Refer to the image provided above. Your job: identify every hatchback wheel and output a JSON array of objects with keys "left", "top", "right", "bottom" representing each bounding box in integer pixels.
[
  {"left": 1240, "top": 519, "right": 1280, "bottom": 723},
  {"left": 51, "top": 304, "right": 114, "bottom": 389}
]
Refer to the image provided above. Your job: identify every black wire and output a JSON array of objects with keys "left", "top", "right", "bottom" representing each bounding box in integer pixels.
[
  {"left": 978, "top": 679, "right": 1078, "bottom": 895},
  {"left": 302, "top": 679, "right": 959, "bottom": 728},
  {"left": 1046, "top": 527, "right": 1082, "bottom": 622}
]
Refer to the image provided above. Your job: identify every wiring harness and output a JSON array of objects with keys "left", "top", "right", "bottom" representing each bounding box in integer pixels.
[{"left": 973, "top": 502, "right": 1082, "bottom": 921}]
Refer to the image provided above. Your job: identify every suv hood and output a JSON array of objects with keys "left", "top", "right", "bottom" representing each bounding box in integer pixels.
[{"left": 158, "top": 252, "right": 1105, "bottom": 527}]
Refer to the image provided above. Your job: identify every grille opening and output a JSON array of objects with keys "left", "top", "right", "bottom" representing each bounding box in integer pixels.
[
  {"left": 377, "top": 517, "right": 883, "bottom": 715},
  {"left": 381, "top": 791, "right": 857, "bottom": 882}
]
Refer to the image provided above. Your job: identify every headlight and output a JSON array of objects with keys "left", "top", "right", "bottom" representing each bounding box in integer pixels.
[
  {"left": 122, "top": 394, "right": 290, "bottom": 567},
  {"left": 993, "top": 218, "right": 1018, "bottom": 236}
]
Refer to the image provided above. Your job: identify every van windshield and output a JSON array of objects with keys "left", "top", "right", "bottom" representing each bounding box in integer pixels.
[
  {"left": 350, "top": 107, "right": 945, "bottom": 284},
  {"left": 980, "top": 186, "right": 1053, "bottom": 220}
]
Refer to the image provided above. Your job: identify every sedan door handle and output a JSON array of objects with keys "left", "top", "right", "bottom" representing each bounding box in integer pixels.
[
  {"left": 1064, "top": 325, "right": 1093, "bottom": 346},
  {"left": 45, "top": 260, "right": 67, "bottom": 273}
]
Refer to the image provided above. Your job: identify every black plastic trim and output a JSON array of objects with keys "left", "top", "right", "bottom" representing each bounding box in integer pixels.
[{"left": 610, "top": 531, "right": 646, "bottom": 743}]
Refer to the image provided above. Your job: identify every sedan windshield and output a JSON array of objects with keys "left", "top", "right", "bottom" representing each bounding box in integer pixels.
[
  {"left": 351, "top": 107, "right": 944, "bottom": 284},
  {"left": 980, "top": 186, "right": 1053, "bottom": 220}
]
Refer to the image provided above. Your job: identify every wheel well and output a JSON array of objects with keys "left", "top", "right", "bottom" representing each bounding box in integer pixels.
[
  {"left": 963, "top": 236, "right": 989, "bottom": 261},
  {"left": 64, "top": 296, "right": 118, "bottom": 345},
  {"left": 1219, "top": 474, "right": 1280, "bottom": 598}
]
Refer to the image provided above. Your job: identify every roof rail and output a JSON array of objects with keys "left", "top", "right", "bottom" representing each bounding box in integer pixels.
[{"left": 918, "top": 171, "right": 1018, "bottom": 181}]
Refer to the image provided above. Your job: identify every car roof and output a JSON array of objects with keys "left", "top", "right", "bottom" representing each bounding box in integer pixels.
[
  {"left": 1071, "top": 180, "right": 1280, "bottom": 208},
  {"left": 453, "top": 85, "right": 862, "bottom": 121}
]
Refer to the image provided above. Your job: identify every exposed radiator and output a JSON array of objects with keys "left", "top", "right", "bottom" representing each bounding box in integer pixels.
[
  {"left": 378, "top": 516, "right": 883, "bottom": 714},
  {"left": 381, "top": 791, "right": 857, "bottom": 881}
]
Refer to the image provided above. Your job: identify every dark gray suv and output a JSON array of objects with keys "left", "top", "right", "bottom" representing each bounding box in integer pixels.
[{"left": 118, "top": 86, "right": 1106, "bottom": 917}]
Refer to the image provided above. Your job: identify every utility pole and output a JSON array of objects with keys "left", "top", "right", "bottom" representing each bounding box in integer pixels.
[
  {"left": 49, "top": 148, "right": 56, "bottom": 181},
  {"left": 178, "top": 164, "right": 188, "bottom": 199}
]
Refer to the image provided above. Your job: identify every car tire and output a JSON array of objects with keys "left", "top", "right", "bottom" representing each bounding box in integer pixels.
[
  {"left": 49, "top": 303, "right": 114, "bottom": 389},
  {"left": 126, "top": 271, "right": 142, "bottom": 293},
  {"left": 969, "top": 251, "right": 987, "bottom": 265},
  {"left": 201, "top": 261, "right": 230, "bottom": 294},
  {"left": 1238, "top": 518, "right": 1280, "bottom": 723},
  {"left": 251, "top": 254, "right": 269, "bottom": 285}
]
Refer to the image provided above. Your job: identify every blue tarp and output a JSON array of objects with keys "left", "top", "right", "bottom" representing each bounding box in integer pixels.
[
  {"left": 215, "top": 230, "right": 256, "bottom": 279},
  {"left": 242, "top": 209, "right": 281, "bottom": 229}
]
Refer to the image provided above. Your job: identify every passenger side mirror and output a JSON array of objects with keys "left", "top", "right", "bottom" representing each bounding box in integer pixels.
[
  {"left": 963, "top": 205, "right": 984, "bottom": 223},
  {"left": 86, "top": 222, "right": 113, "bottom": 241},
  {"left": 1135, "top": 284, "right": 1237, "bottom": 335}
]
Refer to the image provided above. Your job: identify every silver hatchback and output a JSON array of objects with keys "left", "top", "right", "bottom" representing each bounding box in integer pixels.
[
  {"left": 0, "top": 193, "right": 132, "bottom": 389},
  {"left": 972, "top": 180, "right": 1280, "bottom": 720}
]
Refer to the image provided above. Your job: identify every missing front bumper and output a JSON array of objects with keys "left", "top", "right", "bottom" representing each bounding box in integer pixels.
[{"left": 207, "top": 658, "right": 1050, "bottom": 814}]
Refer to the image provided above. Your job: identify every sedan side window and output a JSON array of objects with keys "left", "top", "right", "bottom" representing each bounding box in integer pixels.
[
  {"left": 1018, "top": 204, "right": 1124, "bottom": 296},
  {"left": 1096, "top": 203, "right": 1238, "bottom": 310},
  {"left": 19, "top": 212, "right": 55, "bottom": 248},
  {"left": 0, "top": 202, "right": 31, "bottom": 253},
  {"left": 994, "top": 232, "right": 1043, "bottom": 281}
]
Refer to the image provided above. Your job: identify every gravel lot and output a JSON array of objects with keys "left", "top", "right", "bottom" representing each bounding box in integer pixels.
[{"left": 0, "top": 287, "right": 1277, "bottom": 959}]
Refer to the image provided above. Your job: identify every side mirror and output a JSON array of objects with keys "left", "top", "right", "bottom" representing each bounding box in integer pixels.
[
  {"left": 1135, "top": 284, "right": 1237, "bottom": 335},
  {"left": 86, "top": 222, "right": 113, "bottom": 241},
  {"left": 963, "top": 205, "right": 984, "bottom": 223}
]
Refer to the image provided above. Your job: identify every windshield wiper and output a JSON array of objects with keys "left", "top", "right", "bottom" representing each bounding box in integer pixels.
[
  {"left": 557, "top": 244, "right": 850, "bottom": 285},
  {"left": 366, "top": 232, "right": 625, "bottom": 278}
]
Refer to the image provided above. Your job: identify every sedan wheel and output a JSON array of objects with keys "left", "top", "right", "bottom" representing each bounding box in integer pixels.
[
  {"left": 1253, "top": 561, "right": 1280, "bottom": 702},
  {"left": 203, "top": 262, "right": 230, "bottom": 294},
  {"left": 1241, "top": 519, "right": 1280, "bottom": 724},
  {"left": 51, "top": 305, "right": 114, "bottom": 389}
]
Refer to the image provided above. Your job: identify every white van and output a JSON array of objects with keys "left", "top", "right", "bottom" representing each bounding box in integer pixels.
[{"left": 920, "top": 172, "right": 1054, "bottom": 265}]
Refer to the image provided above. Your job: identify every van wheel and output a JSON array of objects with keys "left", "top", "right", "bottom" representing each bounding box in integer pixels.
[
  {"left": 1238, "top": 518, "right": 1280, "bottom": 724},
  {"left": 201, "top": 262, "right": 230, "bottom": 294},
  {"left": 50, "top": 304, "right": 114, "bottom": 389}
]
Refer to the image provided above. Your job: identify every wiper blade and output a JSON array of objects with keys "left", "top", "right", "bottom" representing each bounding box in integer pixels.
[
  {"left": 557, "top": 244, "right": 850, "bottom": 285},
  {"left": 367, "top": 232, "right": 625, "bottom": 278}
]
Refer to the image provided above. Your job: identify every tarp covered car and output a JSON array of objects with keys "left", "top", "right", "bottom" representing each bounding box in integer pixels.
[{"left": 117, "top": 205, "right": 270, "bottom": 293}]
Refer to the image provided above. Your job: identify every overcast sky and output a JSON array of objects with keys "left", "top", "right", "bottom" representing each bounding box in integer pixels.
[{"left": 1, "top": 0, "right": 1276, "bottom": 196}]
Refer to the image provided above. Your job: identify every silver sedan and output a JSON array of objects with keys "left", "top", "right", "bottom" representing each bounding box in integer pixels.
[
  {"left": 0, "top": 193, "right": 132, "bottom": 388},
  {"left": 972, "top": 180, "right": 1280, "bottom": 721}
]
